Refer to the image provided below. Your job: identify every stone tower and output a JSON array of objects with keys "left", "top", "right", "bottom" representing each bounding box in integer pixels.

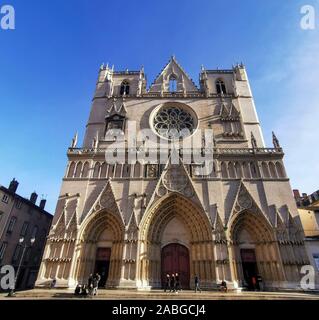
[{"left": 36, "top": 57, "right": 308, "bottom": 290}]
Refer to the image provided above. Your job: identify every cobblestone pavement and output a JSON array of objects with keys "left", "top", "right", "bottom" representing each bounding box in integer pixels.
[{"left": 1, "top": 289, "right": 319, "bottom": 300}]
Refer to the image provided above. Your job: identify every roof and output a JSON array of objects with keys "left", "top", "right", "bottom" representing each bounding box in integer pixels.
[{"left": 0, "top": 185, "right": 53, "bottom": 219}]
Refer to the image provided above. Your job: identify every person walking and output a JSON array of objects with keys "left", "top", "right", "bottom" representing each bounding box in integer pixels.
[
  {"left": 93, "top": 273, "right": 101, "bottom": 296},
  {"left": 170, "top": 273, "right": 176, "bottom": 292},
  {"left": 194, "top": 275, "right": 201, "bottom": 293},
  {"left": 88, "top": 273, "right": 94, "bottom": 296},
  {"left": 164, "top": 274, "right": 170, "bottom": 292},
  {"left": 175, "top": 273, "right": 181, "bottom": 292}
]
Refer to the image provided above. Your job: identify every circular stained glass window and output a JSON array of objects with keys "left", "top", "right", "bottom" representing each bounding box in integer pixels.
[{"left": 153, "top": 106, "right": 195, "bottom": 139}]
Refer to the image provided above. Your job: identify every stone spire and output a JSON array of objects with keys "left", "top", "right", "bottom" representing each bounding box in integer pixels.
[
  {"left": 272, "top": 131, "right": 280, "bottom": 148},
  {"left": 71, "top": 132, "right": 78, "bottom": 148},
  {"left": 251, "top": 132, "right": 257, "bottom": 149}
]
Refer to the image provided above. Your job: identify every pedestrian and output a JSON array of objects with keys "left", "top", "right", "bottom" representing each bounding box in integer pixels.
[
  {"left": 74, "top": 284, "right": 81, "bottom": 296},
  {"left": 81, "top": 285, "right": 88, "bottom": 296},
  {"left": 164, "top": 274, "right": 170, "bottom": 292},
  {"left": 88, "top": 273, "right": 94, "bottom": 295},
  {"left": 252, "top": 276, "right": 257, "bottom": 291},
  {"left": 220, "top": 280, "right": 227, "bottom": 292},
  {"left": 175, "top": 273, "right": 181, "bottom": 291},
  {"left": 50, "top": 278, "right": 56, "bottom": 289},
  {"left": 93, "top": 273, "right": 101, "bottom": 296},
  {"left": 194, "top": 275, "right": 201, "bottom": 293},
  {"left": 170, "top": 273, "right": 176, "bottom": 292},
  {"left": 257, "top": 275, "right": 263, "bottom": 291}
]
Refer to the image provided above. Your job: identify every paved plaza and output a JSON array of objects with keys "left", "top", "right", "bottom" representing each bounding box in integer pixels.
[{"left": 0, "top": 289, "right": 319, "bottom": 300}]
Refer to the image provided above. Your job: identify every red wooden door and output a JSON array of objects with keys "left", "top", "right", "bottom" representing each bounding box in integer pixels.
[{"left": 161, "top": 243, "right": 190, "bottom": 289}]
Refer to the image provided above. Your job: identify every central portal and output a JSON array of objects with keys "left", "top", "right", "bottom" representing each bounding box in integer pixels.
[{"left": 161, "top": 243, "right": 190, "bottom": 289}]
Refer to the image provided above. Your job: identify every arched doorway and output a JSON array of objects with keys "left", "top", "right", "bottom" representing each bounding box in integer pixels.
[
  {"left": 75, "top": 210, "right": 124, "bottom": 287},
  {"left": 228, "top": 210, "right": 285, "bottom": 290},
  {"left": 161, "top": 243, "right": 190, "bottom": 289},
  {"left": 139, "top": 193, "right": 215, "bottom": 289}
]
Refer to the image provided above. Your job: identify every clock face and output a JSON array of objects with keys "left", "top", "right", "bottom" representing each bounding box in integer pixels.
[{"left": 153, "top": 106, "right": 195, "bottom": 140}]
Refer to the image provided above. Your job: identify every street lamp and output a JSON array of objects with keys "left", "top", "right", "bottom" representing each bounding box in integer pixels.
[{"left": 7, "top": 237, "right": 36, "bottom": 297}]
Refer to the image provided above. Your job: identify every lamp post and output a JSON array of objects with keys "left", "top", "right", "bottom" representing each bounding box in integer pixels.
[{"left": 7, "top": 237, "right": 35, "bottom": 297}]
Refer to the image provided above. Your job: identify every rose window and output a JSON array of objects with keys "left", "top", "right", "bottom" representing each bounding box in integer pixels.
[{"left": 153, "top": 106, "right": 195, "bottom": 139}]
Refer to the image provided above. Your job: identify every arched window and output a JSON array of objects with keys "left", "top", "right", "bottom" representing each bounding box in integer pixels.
[
  {"left": 228, "top": 162, "right": 236, "bottom": 178},
  {"left": 235, "top": 162, "right": 242, "bottom": 178},
  {"left": 120, "top": 80, "right": 130, "bottom": 96},
  {"left": 74, "top": 162, "right": 82, "bottom": 178},
  {"left": 262, "top": 162, "right": 270, "bottom": 178},
  {"left": 216, "top": 79, "right": 227, "bottom": 94},
  {"left": 93, "top": 162, "right": 100, "bottom": 178},
  {"left": 115, "top": 164, "right": 122, "bottom": 178},
  {"left": 269, "top": 162, "right": 277, "bottom": 178},
  {"left": 123, "top": 164, "right": 131, "bottom": 178},
  {"left": 67, "top": 162, "right": 76, "bottom": 178},
  {"left": 133, "top": 163, "right": 141, "bottom": 178},
  {"left": 243, "top": 162, "right": 251, "bottom": 179},
  {"left": 100, "top": 162, "right": 107, "bottom": 178},
  {"left": 221, "top": 162, "right": 228, "bottom": 178},
  {"left": 275, "top": 162, "right": 285, "bottom": 178},
  {"left": 81, "top": 162, "right": 90, "bottom": 178},
  {"left": 108, "top": 164, "right": 115, "bottom": 178},
  {"left": 250, "top": 162, "right": 259, "bottom": 178},
  {"left": 169, "top": 76, "right": 177, "bottom": 92}
]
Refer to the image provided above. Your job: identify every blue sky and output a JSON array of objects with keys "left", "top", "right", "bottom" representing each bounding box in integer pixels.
[{"left": 0, "top": 0, "right": 318, "bottom": 213}]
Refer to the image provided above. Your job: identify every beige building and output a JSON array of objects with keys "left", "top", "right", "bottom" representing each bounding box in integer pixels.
[
  {"left": 294, "top": 189, "right": 319, "bottom": 289},
  {"left": 0, "top": 179, "right": 52, "bottom": 290},
  {"left": 36, "top": 57, "right": 309, "bottom": 291}
]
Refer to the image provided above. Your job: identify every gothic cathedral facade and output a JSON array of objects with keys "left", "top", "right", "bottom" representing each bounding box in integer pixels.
[{"left": 36, "top": 57, "right": 309, "bottom": 290}]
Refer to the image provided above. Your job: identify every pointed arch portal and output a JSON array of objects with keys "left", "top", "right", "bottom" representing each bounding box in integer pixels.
[
  {"left": 75, "top": 209, "right": 125, "bottom": 287},
  {"left": 139, "top": 193, "right": 215, "bottom": 289}
]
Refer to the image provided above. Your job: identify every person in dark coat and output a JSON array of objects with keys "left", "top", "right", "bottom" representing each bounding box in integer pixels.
[
  {"left": 175, "top": 273, "right": 181, "bottom": 291},
  {"left": 74, "top": 284, "right": 81, "bottom": 295},
  {"left": 170, "top": 274, "right": 176, "bottom": 292},
  {"left": 81, "top": 285, "right": 88, "bottom": 296},
  {"left": 164, "top": 274, "right": 170, "bottom": 292},
  {"left": 93, "top": 273, "right": 101, "bottom": 296},
  {"left": 194, "top": 275, "right": 201, "bottom": 293},
  {"left": 88, "top": 274, "right": 94, "bottom": 295}
]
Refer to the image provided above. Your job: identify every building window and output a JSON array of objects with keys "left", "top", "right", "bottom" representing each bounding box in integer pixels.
[
  {"left": 20, "top": 222, "right": 29, "bottom": 237},
  {"left": 169, "top": 76, "right": 177, "bottom": 92},
  {"left": 31, "top": 226, "right": 39, "bottom": 239},
  {"left": 120, "top": 80, "right": 130, "bottom": 96},
  {"left": 2, "top": 194, "right": 9, "bottom": 203},
  {"left": 216, "top": 79, "right": 227, "bottom": 94},
  {"left": 12, "top": 244, "right": 22, "bottom": 262},
  {"left": 7, "top": 217, "right": 17, "bottom": 234},
  {"left": 16, "top": 199, "right": 23, "bottom": 209},
  {"left": 0, "top": 211, "right": 3, "bottom": 223},
  {"left": 24, "top": 248, "right": 31, "bottom": 263},
  {"left": 0, "top": 242, "right": 8, "bottom": 260},
  {"left": 313, "top": 254, "right": 319, "bottom": 271}
]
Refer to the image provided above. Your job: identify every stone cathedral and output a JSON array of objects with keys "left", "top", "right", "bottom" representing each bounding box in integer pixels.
[{"left": 36, "top": 57, "right": 309, "bottom": 290}]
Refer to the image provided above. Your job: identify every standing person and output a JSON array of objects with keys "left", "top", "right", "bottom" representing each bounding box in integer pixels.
[
  {"left": 257, "top": 275, "right": 263, "bottom": 291},
  {"left": 164, "top": 274, "right": 170, "bottom": 292},
  {"left": 88, "top": 273, "right": 94, "bottom": 296},
  {"left": 251, "top": 276, "right": 257, "bottom": 291},
  {"left": 170, "top": 274, "right": 176, "bottom": 292},
  {"left": 175, "top": 273, "right": 181, "bottom": 292},
  {"left": 50, "top": 278, "right": 56, "bottom": 289},
  {"left": 93, "top": 273, "right": 101, "bottom": 296},
  {"left": 194, "top": 275, "right": 201, "bottom": 293}
]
